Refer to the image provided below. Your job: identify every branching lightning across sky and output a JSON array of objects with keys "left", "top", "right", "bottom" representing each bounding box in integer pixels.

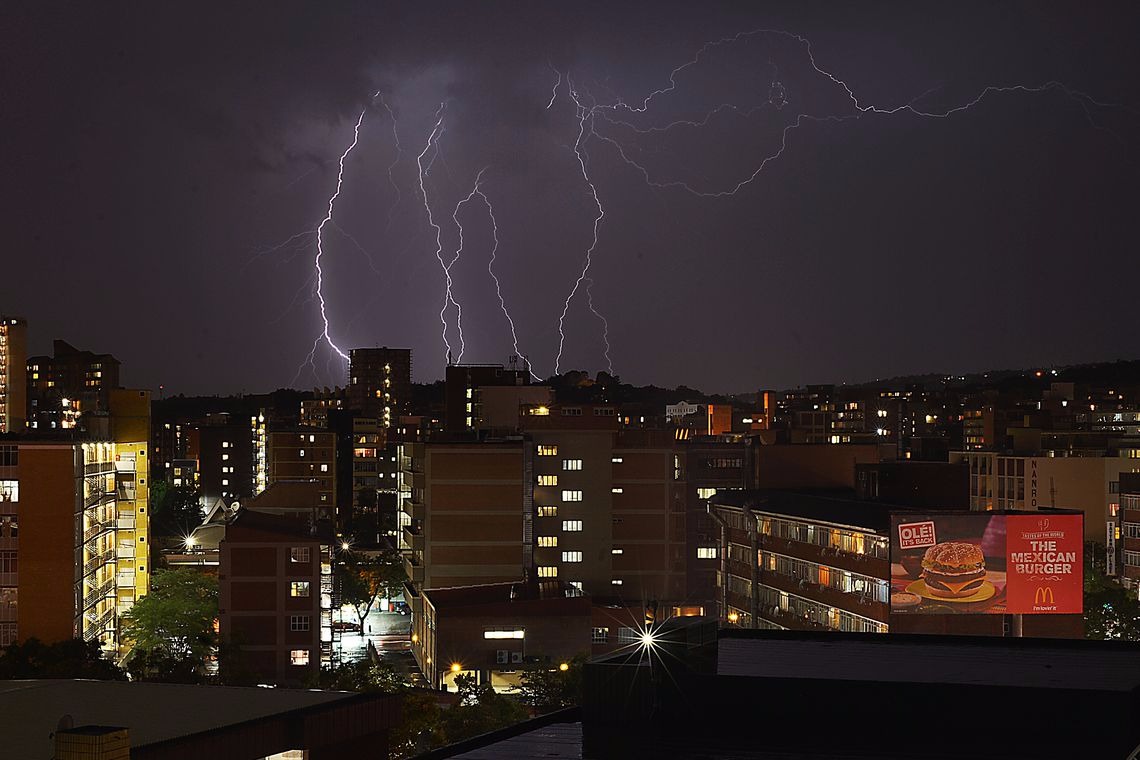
[
  {"left": 271, "top": 27, "right": 1132, "bottom": 387},
  {"left": 582, "top": 28, "right": 1132, "bottom": 198}
]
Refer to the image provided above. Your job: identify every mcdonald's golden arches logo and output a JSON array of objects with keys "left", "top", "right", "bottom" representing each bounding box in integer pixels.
[{"left": 1034, "top": 586, "right": 1055, "bottom": 605}]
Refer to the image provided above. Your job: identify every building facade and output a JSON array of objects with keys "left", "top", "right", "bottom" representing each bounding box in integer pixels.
[
  {"left": 218, "top": 509, "right": 335, "bottom": 685},
  {"left": 26, "top": 340, "right": 120, "bottom": 431},
  {"left": 347, "top": 347, "right": 411, "bottom": 427},
  {"left": 0, "top": 317, "right": 27, "bottom": 434}
]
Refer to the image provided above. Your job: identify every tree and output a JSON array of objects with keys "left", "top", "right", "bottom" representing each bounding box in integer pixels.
[
  {"left": 0, "top": 638, "right": 125, "bottom": 680},
  {"left": 439, "top": 674, "right": 529, "bottom": 744},
  {"left": 518, "top": 654, "right": 586, "bottom": 713},
  {"left": 1084, "top": 541, "right": 1140, "bottom": 640},
  {"left": 120, "top": 568, "right": 218, "bottom": 680},
  {"left": 309, "top": 658, "right": 405, "bottom": 693},
  {"left": 337, "top": 550, "right": 407, "bottom": 628}
]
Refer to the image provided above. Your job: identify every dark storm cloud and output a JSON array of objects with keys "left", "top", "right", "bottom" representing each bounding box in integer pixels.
[{"left": 3, "top": 2, "right": 1139, "bottom": 395}]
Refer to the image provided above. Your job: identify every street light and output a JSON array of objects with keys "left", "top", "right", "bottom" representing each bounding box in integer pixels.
[
  {"left": 727, "top": 612, "right": 739, "bottom": 624},
  {"left": 559, "top": 662, "right": 569, "bottom": 672},
  {"left": 450, "top": 662, "right": 462, "bottom": 673}
]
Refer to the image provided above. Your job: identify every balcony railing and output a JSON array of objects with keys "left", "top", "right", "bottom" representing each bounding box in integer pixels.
[
  {"left": 83, "top": 548, "right": 114, "bottom": 575},
  {"left": 83, "top": 577, "right": 115, "bottom": 609},
  {"left": 82, "top": 607, "right": 115, "bottom": 641}
]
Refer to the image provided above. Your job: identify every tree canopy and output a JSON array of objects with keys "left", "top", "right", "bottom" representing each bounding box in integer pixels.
[
  {"left": 518, "top": 654, "right": 586, "bottom": 713},
  {"left": 120, "top": 568, "right": 218, "bottom": 680},
  {"left": 1085, "top": 541, "right": 1140, "bottom": 640},
  {"left": 336, "top": 550, "right": 406, "bottom": 627},
  {"left": 0, "top": 638, "right": 125, "bottom": 680}
]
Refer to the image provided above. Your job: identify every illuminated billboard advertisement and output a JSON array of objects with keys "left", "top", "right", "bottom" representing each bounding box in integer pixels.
[{"left": 890, "top": 512, "right": 1083, "bottom": 615}]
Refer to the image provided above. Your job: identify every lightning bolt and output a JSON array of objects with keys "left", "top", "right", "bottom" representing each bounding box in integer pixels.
[
  {"left": 555, "top": 77, "right": 613, "bottom": 375},
  {"left": 448, "top": 167, "right": 493, "bottom": 364},
  {"left": 472, "top": 174, "right": 541, "bottom": 381},
  {"left": 416, "top": 102, "right": 464, "bottom": 365},
  {"left": 546, "top": 65, "right": 562, "bottom": 110},
  {"left": 376, "top": 92, "right": 404, "bottom": 236}
]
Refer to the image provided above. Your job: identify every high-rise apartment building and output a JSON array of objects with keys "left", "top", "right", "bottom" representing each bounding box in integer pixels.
[
  {"left": 0, "top": 396, "right": 150, "bottom": 652},
  {"left": 444, "top": 363, "right": 532, "bottom": 433},
  {"left": 0, "top": 317, "right": 27, "bottom": 434},
  {"left": 252, "top": 420, "right": 336, "bottom": 516},
  {"left": 347, "top": 347, "right": 411, "bottom": 427},
  {"left": 26, "top": 340, "right": 120, "bottom": 430}
]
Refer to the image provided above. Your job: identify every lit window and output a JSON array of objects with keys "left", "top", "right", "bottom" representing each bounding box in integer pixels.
[
  {"left": 290, "top": 581, "right": 311, "bottom": 597},
  {"left": 562, "top": 551, "right": 583, "bottom": 562},
  {"left": 562, "top": 520, "right": 583, "bottom": 532},
  {"left": 320, "top": 464, "right": 329, "bottom": 472},
  {"left": 290, "top": 649, "right": 310, "bottom": 665},
  {"left": 221, "top": 454, "right": 229, "bottom": 461},
  {"left": 299, "top": 449, "right": 306, "bottom": 457},
  {"left": 537, "top": 506, "right": 558, "bottom": 517},
  {"left": 290, "top": 615, "right": 310, "bottom": 632},
  {"left": 537, "top": 536, "right": 558, "bottom": 547},
  {"left": 592, "top": 627, "right": 609, "bottom": 643},
  {"left": 290, "top": 547, "right": 311, "bottom": 563},
  {"left": 562, "top": 490, "right": 583, "bottom": 502},
  {"left": 611, "top": 457, "right": 623, "bottom": 463},
  {"left": 537, "top": 566, "right": 558, "bottom": 578},
  {"left": 611, "top": 579, "right": 623, "bottom": 586},
  {"left": 611, "top": 548, "right": 623, "bottom": 555},
  {"left": 696, "top": 487, "right": 717, "bottom": 500},
  {"left": 537, "top": 445, "right": 558, "bottom": 456},
  {"left": 611, "top": 487, "right": 623, "bottom": 494},
  {"left": 222, "top": 442, "right": 230, "bottom": 449},
  {"left": 537, "top": 475, "right": 558, "bottom": 486},
  {"left": 483, "top": 629, "right": 525, "bottom": 639},
  {"left": 697, "top": 547, "right": 717, "bottom": 559},
  {"left": 221, "top": 479, "right": 229, "bottom": 486},
  {"left": 563, "top": 459, "right": 582, "bottom": 471}
]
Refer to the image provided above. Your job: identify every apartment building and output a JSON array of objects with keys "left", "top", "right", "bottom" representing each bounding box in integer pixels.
[
  {"left": 0, "top": 316, "right": 27, "bottom": 434},
  {"left": 26, "top": 340, "right": 120, "bottom": 430},
  {"left": 346, "top": 347, "right": 411, "bottom": 427},
  {"left": 710, "top": 490, "right": 892, "bottom": 634},
  {"left": 1121, "top": 472, "right": 1140, "bottom": 589},
  {"left": 219, "top": 508, "right": 335, "bottom": 685},
  {"left": 398, "top": 439, "right": 525, "bottom": 591},
  {"left": 252, "top": 421, "right": 336, "bottom": 512},
  {"left": 0, "top": 419, "right": 150, "bottom": 651},
  {"left": 951, "top": 450, "right": 1138, "bottom": 541}
]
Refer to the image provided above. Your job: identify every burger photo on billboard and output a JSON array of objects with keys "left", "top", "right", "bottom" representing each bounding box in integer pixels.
[{"left": 920, "top": 542, "right": 987, "bottom": 599}]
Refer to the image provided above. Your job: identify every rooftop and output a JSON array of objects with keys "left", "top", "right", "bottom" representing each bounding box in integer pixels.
[{"left": 0, "top": 680, "right": 386, "bottom": 759}]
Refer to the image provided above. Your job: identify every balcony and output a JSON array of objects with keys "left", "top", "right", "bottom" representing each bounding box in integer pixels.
[
  {"left": 116, "top": 516, "right": 136, "bottom": 530},
  {"left": 83, "top": 518, "right": 113, "bottom": 543},
  {"left": 117, "top": 544, "right": 136, "bottom": 559},
  {"left": 85, "top": 462, "right": 114, "bottom": 476},
  {"left": 761, "top": 570, "right": 888, "bottom": 622},
  {"left": 762, "top": 534, "right": 889, "bottom": 577},
  {"left": 116, "top": 572, "right": 136, "bottom": 588},
  {"left": 82, "top": 607, "right": 115, "bottom": 641},
  {"left": 402, "top": 525, "right": 424, "bottom": 552},
  {"left": 82, "top": 548, "right": 114, "bottom": 575},
  {"left": 83, "top": 577, "right": 115, "bottom": 609}
]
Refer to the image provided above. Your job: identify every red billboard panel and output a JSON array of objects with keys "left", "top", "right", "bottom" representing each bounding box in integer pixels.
[
  {"left": 1004, "top": 514, "right": 1083, "bottom": 614},
  {"left": 890, "top": 512, "right": 1083, "bottom": 615}
]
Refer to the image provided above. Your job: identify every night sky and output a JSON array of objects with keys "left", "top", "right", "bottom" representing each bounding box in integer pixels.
[{"left": 4, "top": 2, "right": 1139, "bottom": 396}]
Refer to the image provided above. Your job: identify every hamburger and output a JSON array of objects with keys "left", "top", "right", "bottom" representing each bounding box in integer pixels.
[{"left": 921, "top": 542, "right": 987, "bottom": 599}]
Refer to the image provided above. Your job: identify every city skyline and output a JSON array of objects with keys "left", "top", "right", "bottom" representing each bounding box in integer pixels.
[{"left": 5, "top": 3, "right": 1139, "bottom": 396}]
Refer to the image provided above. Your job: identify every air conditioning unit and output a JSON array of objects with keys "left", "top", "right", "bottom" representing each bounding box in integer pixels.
[
  {"left": 496, "top": 650, "right": 508, "bottom": 665},
  {"left": 510, "top": 651, "right": 523, "bottom": 664}
]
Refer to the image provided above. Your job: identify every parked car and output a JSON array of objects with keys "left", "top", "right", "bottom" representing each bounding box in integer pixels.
[
  {"left": 391, "top": 601, "right": 410, "bottom": 615},
  {"left": 332, "top": 620, "right": 361, "bottom": 632}
]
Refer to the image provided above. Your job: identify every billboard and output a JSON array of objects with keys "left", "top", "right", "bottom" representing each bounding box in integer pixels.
[{"left": 890, "top": 512, "right": 1083, "bottom": 615}]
